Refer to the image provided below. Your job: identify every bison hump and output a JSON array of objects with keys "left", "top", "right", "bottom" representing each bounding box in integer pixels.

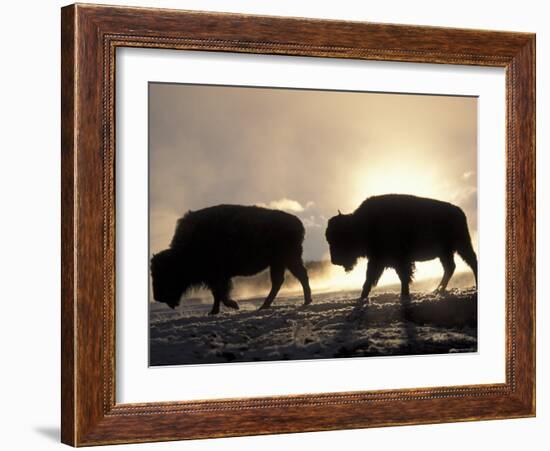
[{"left": 169, "top": 204, "right": 304, "bottom": 248}]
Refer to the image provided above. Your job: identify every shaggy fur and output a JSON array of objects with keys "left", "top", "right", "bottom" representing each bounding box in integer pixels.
[
  {"left": 151, "top": 204, "right": 312, "bottom": 314},
  {"left": 325, "top": 194, "right": 478, "bottom": 301}
]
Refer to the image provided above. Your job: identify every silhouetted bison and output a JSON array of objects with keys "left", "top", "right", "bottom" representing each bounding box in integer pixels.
[
  {"left": 326, "top": 194, "right": 477, "bottom": 301},
  {"left": 151, "top": 205, "right": 312, "bottom": 314}
]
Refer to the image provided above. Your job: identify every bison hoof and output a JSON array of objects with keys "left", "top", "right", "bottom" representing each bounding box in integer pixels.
[
  {"left": 224, "top": 299, "right": 240, "bottom": 310},
  {"left": 258, "top": 303, "right": 271, "bottom": 310},
  {"left": 209, "top": 309, "right": 220, "bottom": 315},
  {"left": 400, "top": 294, "right": 411, "bottom": 302},
  {"left": 304, "top": 298, "right": 313, "bottom": 306}
]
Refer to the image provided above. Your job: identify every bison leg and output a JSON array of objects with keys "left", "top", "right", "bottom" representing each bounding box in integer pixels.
[
  {"left": 259, "top": 265, "right": 285, "bottom": 310},
  {"left": 457, "top": 242, "right": 478, "bottom": 288},
  {"left": 209, "top": 280, "right": 231, "bottom": 315},
  {"left": 360, "top": 259, "right": 384, "bottom": 301},
  {"left": 395, "top": 262, "right": 414, "bottom": 302},
  {"left": 209, "top": 296, "right": 221, "bottom": 315},
  {"left": 287, "top": 259, "right": 313, "bottom": 305},
  {"left": 434, "top": 253, "right": 456, "bottom": 294}
]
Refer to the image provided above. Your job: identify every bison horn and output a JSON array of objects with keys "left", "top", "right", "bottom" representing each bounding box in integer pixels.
[{"left": 338, "top": 209, "right": 342, "bottom": 215}]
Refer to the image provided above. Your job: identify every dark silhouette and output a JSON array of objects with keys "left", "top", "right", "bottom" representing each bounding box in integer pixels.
[
  {"left": 325, "top": 194, "right": 478, "bottom": 302},
  {"left": 151, "top": 205, "right": 312, "bottom": 315}
]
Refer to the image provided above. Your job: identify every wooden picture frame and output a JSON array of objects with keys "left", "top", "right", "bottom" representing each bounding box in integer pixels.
[{"left": 61, "top": 3, "right": 535, "bottom": 446}]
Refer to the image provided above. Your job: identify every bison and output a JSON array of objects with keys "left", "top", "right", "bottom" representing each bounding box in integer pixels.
[
  {"left": 325, "top": 194, "right": 477, "bottom": 302},
  {"left": 151, "top": 204, "right": 312, "bottom": 315}
]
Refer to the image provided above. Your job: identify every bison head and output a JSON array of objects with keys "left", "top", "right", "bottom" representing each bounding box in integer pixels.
[
  {"left": 150, "top": 248, "right": 191, "bottom": 309},
  {"left": 325, "top": 212, "right": 359, "bottom": 272}
]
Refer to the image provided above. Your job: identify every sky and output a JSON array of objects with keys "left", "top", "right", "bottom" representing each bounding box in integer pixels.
[{"left": 149, "top": 83, "right": 477, "bottom": 286}]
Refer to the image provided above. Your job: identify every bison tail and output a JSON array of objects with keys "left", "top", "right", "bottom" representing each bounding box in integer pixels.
[{"left": 455, "top": 212, "right": 478, "bottom": 287}]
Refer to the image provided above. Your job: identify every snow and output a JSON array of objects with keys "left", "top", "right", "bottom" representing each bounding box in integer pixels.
[{"left": 149, "top": 288, "right": 477, "bottom": 366}]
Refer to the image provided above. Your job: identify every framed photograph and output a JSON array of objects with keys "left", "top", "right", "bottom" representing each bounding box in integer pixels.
[{"left": 61, "top": 3, "right": 535, "bottom": 446}]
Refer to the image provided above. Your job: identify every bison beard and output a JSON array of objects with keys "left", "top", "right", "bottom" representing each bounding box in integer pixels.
[
  {"left": 151, "top": 205, "right": 313, "bottom": 315},
  {"left": 326, "top": 194, "right": 478, "bottom": 302}
]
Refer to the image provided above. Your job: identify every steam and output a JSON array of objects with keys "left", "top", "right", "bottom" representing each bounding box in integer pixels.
[{"left": 149, "top": 84, "right": 478, "bottom": 264}]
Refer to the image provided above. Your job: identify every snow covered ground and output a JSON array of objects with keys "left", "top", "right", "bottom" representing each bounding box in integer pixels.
[{"left": 149, "top": 287, "right": 477, "bottom": 366}]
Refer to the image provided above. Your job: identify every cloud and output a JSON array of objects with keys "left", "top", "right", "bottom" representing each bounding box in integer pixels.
[{"left": 256, "top": 198, "right": 313, "bottom": 213}]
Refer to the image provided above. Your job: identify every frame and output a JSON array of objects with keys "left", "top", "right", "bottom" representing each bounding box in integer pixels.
[{"left": 61, "top": 3, "right": 535, "bottom": 446}]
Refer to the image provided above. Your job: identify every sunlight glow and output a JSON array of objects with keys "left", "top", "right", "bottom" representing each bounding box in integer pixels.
[{"left": 348, "top": 155, "right": 451, "bottom": 212}]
